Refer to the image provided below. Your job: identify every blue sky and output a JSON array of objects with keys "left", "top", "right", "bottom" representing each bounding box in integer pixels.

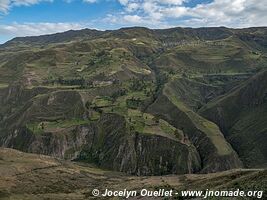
[{"left": 0, "top": 0, "right": 266, "bottom": 44}]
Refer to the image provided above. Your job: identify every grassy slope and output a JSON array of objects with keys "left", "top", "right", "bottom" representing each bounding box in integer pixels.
[
  {"left": 0, "top": 148, "right": 266, "bottom": 200},
  {"left": 1, "top": 27, "right": 267, "bottom": 87},
  {"left": 199, "top": 70, "right": 267, "bottom": 168},
  {"left": 0, "top": 36, "right": 156, "bottom": 87},
  {"left": 163, "top": 78, "right": 233, "bottom": 156},
  {"left": 228, "top": 104, "right": 267, "bottom": 167},
  {"left": 154, "top": 36, "right": 267, "bottom": 75}
]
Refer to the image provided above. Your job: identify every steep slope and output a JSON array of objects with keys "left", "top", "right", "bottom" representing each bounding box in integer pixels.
[
  {"left": 148, "top": 77, "right": 242, "bottom": 173},
  {"left": 153, "top": 37, "right": 267, "bottom": 74},
  {"left": 200, "top": 70, "right": 267, "bottom": 167},
  {"left": 0, "top": 89, "right": 201, "bottom": 175},
  {"left": 0, "top": 40, "right": 155, "bottom": 86},
  {"left": 1, "top": 26, "right": 267, "bottom": 176},
  {"left": 0, "top": 148, "right": 266, "bottom": 200}
]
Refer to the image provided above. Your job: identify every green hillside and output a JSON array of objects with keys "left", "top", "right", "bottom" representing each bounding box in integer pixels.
[
  {"left": 0, "top": 27, "right": 267, "bottom": 176},
  {"left": 200, "top": 70, "right": 267, "bottom": 168}
]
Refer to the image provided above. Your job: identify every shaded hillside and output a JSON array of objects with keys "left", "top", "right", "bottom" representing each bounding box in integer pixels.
[
  {"left": 0, "top": 89, "right": 201, "bottom": 175},
  {"left": 200, "top": 70, "right": 267, "bottom": 168},
  {"left": 147, "top": 78, "right": 242, "bottom": 173}
]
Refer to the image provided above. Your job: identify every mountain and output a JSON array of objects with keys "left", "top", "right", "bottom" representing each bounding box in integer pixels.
[
  {"left": 1, "top": 29, "right": 106, "bottom": 47},
  {"left": 0, "top": 27, "right": 266, "bottom": 177}
]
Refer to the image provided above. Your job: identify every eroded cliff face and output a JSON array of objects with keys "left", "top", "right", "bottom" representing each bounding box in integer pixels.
[
  {"left": 144, "top": 76, "right": 243, "bottom": 173},
  {"left": 147, "top": 93, "right": 242, "bottom": 173},
  {"left": 0, "top": 88, "right": 201, "bottom": 175},
  {"left": 1, "top": 113, "right": 201, "bottom": 175},
  {"left": 79, "top": 114, "right": 201, "bottom": 175},
  {"left": 0, "top": 81, "right": 244, "bottom": 175}
]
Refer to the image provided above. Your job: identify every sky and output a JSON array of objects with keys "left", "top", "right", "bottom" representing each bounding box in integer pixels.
[{"left": 0, "top": 0, "right": 267, "bottom": 44}]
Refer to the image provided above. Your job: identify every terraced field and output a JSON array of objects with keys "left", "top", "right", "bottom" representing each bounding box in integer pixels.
[{"left": 0, "top": 27, "right": 266, "bottom": 179}]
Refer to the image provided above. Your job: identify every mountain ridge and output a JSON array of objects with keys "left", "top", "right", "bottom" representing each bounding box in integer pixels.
[{"left": 0, "top": 26, "right": 266, "bottom": 176}]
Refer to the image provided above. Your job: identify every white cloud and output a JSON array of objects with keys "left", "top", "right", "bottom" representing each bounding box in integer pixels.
[
  {"left": 123, "top": 15, "right": 142, "bottom": 23},
  {"left": 102, "top": 13, "right": 169, "bottom": 29},
  {"left": 0, "top": 22, "right": 85, "bottom": 37},
  {"left": 161, "top": 6, "right": 188, "bottom": 18},
  {"left": 0, "top": 0, "right": 53, "bottom": 14},
  {"left": 114, "top": 0, "right": 267, "bottom": 28},
  {"left": 118, "top": 0, "right": 187, "bottom": 19},
  {"left": 159, "top": 0, "right": 185, "bottom": 5},
  {"left": 101, "top": 0, "right": 188, "bottom": 28},
  {"left": 0, "top": 0, "right": 10, "bottom": 14},
  {"left": 118, "top": 0, "right": 129, "bottom": 6},
  {"left": 83, "top": 0, "right": 97, "bottom": 3},
  {"left": 125, "top": 3, "right": 139, "bottom": 12},
  {"left": 2, "top": 0, "right": 266, "bottom": 29},
  {"left": 1, "top": 0, "right": 267, "bottom": 43},
  {"left": 186, "top": 0, "right": 267, "bottom": 27}
]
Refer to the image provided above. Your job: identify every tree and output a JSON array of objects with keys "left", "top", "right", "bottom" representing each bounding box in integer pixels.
[
  {"left": 85, "top": 101, "right": 92, "bottom": 109},
  {"left": 152, "top": 116, "right": 160, "bottom": 124},
  {"left": 40, "top": 122, "right": 45, "bottom": 130}
]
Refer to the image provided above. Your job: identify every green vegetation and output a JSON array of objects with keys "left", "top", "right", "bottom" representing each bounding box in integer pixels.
[
  {"left": 0, "top": 27, "right": 267, "bottom": 176},
  {"left": 125, "top": 109, "right": 182, "bottom": 140},
  {"left": 26, "top": 119, "right": 90, "bottom": 134},
  {"left": 200, "top": 70, "right": 267, "bottom": 167},
  {"left": 0, "top": 83, "right": 8, "bottom": 88},
  {"left": 26, "top": 123, "right": 44, "bottom": 135},
  {"left": 91, "top": 96, "right": 113, "bottom": 108},
  {"left": 163, "top": 79, "right": 233, "bottom": 155}
]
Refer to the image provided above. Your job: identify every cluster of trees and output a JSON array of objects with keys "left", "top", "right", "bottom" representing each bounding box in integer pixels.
[
  {"left": 87, "top": 49, "right": 112, "bottom": 67},
  {"left": 144, "top": 88, "right": 154, "bottom": 97},
  {"left": 126, "top": 97, "right": 143, "bottom": 109},
  {"left": 44, "top": 77, "right": 94, "bottom": 88},
  {"left": 111, "top": 89, "right": 127, "bottom": 101},
  {"left": 45, "top": 76, "right": 121, "bottom": 89},
  {"left": 129, "top": 78, "right": 146, "bottom": 91},
  {"left": 57, "top": 77, "right": 86, "bottom": 86}
]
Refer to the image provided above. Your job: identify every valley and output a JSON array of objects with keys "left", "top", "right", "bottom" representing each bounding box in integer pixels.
[{"left": 0, "top": 26, "right": 266, "bottom": 199}]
